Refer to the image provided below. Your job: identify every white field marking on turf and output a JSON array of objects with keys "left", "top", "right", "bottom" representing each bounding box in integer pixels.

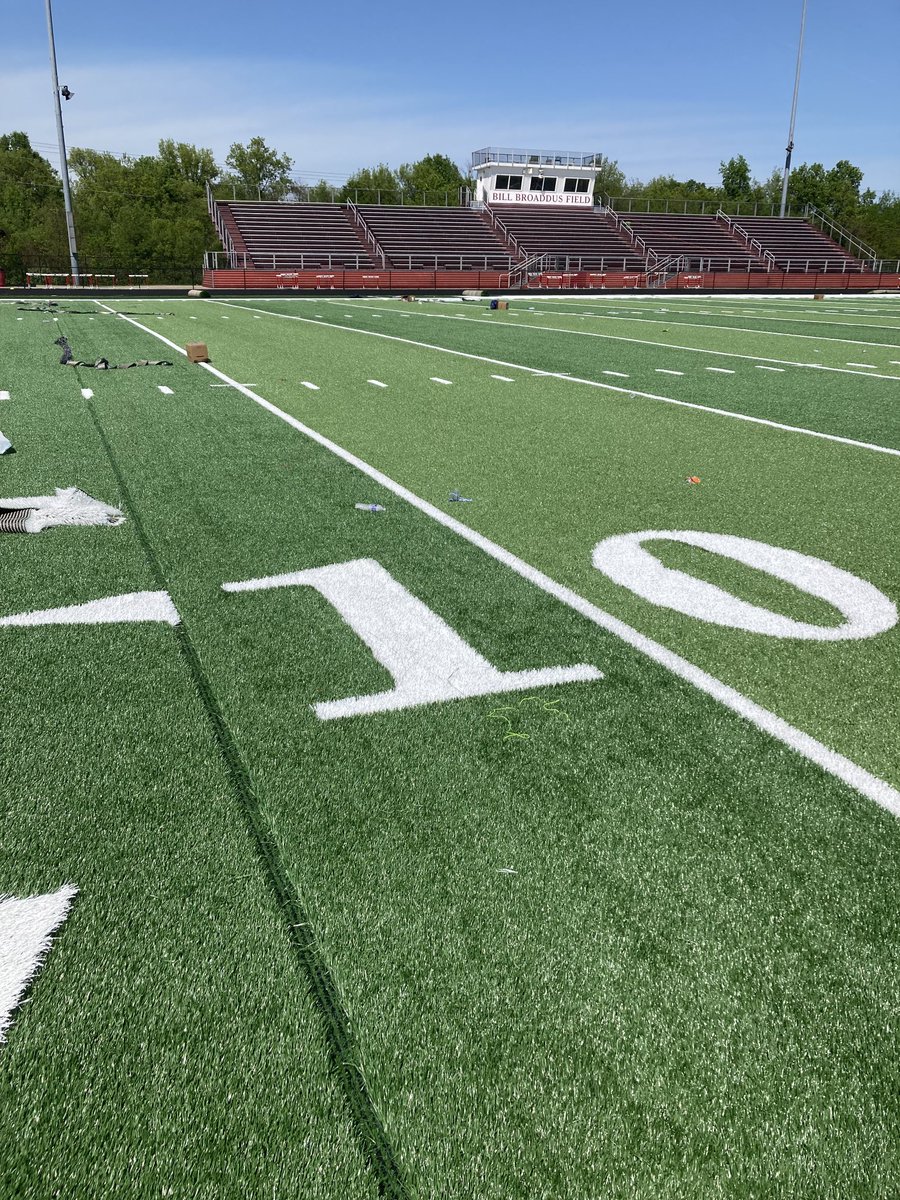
[
  {"left": 80, "top": 389, "right": 93, "bottom": 399},
  {"left": 205, "top": 301, "right": 900, "bottom": 458},
  {"left": 368, "top": 379, "right": 388, "bottom": 388},
  {"left": 592, "top": 532, "right": 897, "bottom": 641},
  {"left": 520, "top": 305, "right": 900, "bottom": 352},
  {"left": 755, "top": 366, "right": 785, "bottom": 372},
  {"left": 846, "top": 362, "right": 877, "bottom": 369},
  {"left": 0, "top": 885, "right": 78, "bottom": 1043},
  {"left": 602, "top": 371, "right": 629, "bottom": 378},
  {"left": 529, "top": 301, "right": 900, "bottom": 336},
  {"left": 0, "top": 392, "right": 9, "bottom": 401},
  {"left": 0, "top": 590, "right": 180, "bottom": 628},
  {"left": 96, "top": 302, "right": 900, "bottom": 816},
  {"left": 430, "top": 377, "right": 453, "bottom": 385},
  {"left": 655, "top": 369, "right": 684, "bottom": 376},
  {"left": 223, "top": 558, "right": 601, "bottom": 719},
  {"left": 330, "top": 301, "right": 900, "bottom": 381},
  {"left": 706, "top": 367, "right": 735, "bottom": 374},
  {"left": 491, "top": 374, "right": 515, "bottom": 382},
  {"left": 300, "top": 381, "right": 320, "bottom": 390},
  {"left": 158, "top": 386, "right": 174, "bottom": 395}
]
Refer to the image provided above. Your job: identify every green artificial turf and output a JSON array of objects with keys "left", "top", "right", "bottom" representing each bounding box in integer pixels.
[
  {"left": 128, "top": 297, "right": 900, "bottom": 788},
  {"left": 4, "top": 298, "right": 900, "bottom": 1199}
]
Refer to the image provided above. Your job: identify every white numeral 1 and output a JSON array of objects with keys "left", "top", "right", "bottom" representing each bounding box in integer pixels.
[{"left": 224, "top": 558, "right": 602, "bottom": 719}]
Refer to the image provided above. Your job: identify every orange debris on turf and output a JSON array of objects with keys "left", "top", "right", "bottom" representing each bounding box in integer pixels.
[{"left": 687, "top": 476, "right": 701, "bottom": 484}]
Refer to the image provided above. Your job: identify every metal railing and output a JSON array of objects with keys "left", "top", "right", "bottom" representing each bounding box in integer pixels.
[
  {"left": 345, "top": 200, "right": 386, "bottom": 269},
  {"left": 803, "top": 205, "right": 879, "bottom": 265},
  {"left": 482, "top": 205, "right": 526, "bottom": 260},
  {"left": 716, "top": 212, "right": 777, "bottom": 270},
  {"left": 472, "top": 147, "right": 603, "bottom": 169},
  {"left": 206, "top": 181, "right": 236, "bottom": 264},
  {"left": 603, "top": 195, "right": 796, "bottom": 217},
  {"left": 202, "top": 250, "right": 516, "bottom": 272}
]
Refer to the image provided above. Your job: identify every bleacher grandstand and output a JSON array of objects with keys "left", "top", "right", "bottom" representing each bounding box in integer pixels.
[{"left": 202, "top": 145, "right": 895, "bottom": 289}]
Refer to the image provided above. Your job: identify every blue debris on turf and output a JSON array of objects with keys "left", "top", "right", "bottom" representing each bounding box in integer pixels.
[
  {"left": 449, "top": 490, "right": 473, "bottom": 503},
  {"left": 355, "top": 503, "right": 385, "bottom": 513}
]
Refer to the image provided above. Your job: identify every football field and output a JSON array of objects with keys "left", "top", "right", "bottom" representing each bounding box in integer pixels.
[{"left": 1, "top": 292, "right": 899, "bottom": 1198}]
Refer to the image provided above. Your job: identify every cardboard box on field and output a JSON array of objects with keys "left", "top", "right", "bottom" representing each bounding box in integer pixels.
[{"left": 186, "top": 342, "right": 210, "bottom": 363}]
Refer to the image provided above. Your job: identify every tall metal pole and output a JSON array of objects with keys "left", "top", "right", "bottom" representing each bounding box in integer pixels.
[
  {"left": 779, "top": 0, "right": 808, "bottom": 219},
  {"left": 45, "top": 0, "right": 80, "bottom": 282}
]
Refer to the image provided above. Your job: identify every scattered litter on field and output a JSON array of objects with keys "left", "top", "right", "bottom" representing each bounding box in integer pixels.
[
  {"left": 0, "top": 392, "right": 9, "bottom": 401},
  {"left": 80, "top": 389, "right": 93, "bottom": 399},
  {"left": 355, "top": 503, "right": 385, "bottom": 513},
  {"left": 367, "top": 379, "right": 388, "bottom": 388},
  {"left": 0, "top": 487, "right": 124, "bottom": 534},
  {"left": 497, "top": 867, "right": 518, "bottom": 875},
  {"left": 0, "top": 432, "right": 14, "bottom": 455},
  {"left": 449, "top": 490, "right": 473, "bottom": 503},
  {"left": 687, "top": 476, "right": 701, "bottom": 484}
]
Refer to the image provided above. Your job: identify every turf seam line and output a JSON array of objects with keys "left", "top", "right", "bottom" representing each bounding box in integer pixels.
[
  {"left": 211, "top": 300, "right": 900, "bottom": 459},
  {"left": 83, "top": 390, "right": 410, "bottom": 1200},
  {"left": 93, "top": 304, "right": 900, "bottom": 818}
]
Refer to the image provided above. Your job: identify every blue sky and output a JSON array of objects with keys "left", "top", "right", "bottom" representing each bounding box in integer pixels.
[{"left": 2, "top": 0, "right": 898, "bottom": 193}]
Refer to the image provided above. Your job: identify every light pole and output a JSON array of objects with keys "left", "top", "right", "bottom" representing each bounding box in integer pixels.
[
  {"left": 779, "top": 0, "right": 808, "bottom": 219},
  {"left": 45, "top": 0, "right": 80, "bottom": 282}
]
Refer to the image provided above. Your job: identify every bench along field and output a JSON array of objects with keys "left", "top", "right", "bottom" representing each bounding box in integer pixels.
[{"left": 0, "top": 293, "right": 898, "bottom": 1198}]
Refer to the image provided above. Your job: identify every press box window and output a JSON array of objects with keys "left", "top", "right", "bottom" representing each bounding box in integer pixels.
[
  {"left": 529, "top": 176, "right": 558, "bottom": 192},
  {"left": 495, "top": 175, "right": 523, "bottom": 191},
  {"left": 563, "top": 178, "right": 590, "bottom": 193}
]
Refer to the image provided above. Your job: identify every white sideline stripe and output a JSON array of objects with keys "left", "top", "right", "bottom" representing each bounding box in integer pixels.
[
  {"left": 300, "top": 381, "right": 319, "bottom": 390},
  {"left": 341, "top": 301, "right": 900, "bottom": 381},
  {"left": 430, "top": 377, "right": 453, "bottom": 385},
  {"left": 207, "top": 301, "right": 900, "bottom": 459},
  {"left": 0, "top": 885, "right": 78, "bottom": 1043},
  {"left": 80, "top": 389, "right": 93, "bottom": 399},
  {"left": 525, "top": 305, "right": 900, "bottom": 349},
  {"left": 491, "top": 374, "right": 515, "bottom": 382},
  {"left": 755, "top": 366, "right": 785, "bottom": 372},
  {"left": 602, "top": 371, "right": 629, "bottom": 378},
  {"left": 94, "top": 301, "right": 900, "bottom": 817},
  {"left": 706, "top": 367, "right": 735, "bottom": 374},
  {"left": 656, "top": 369, "right": 684, "bottom": 376},
  {"left": 368, "top": 379, "right": 388, "bottom": 388},
  {"left": 158, "top": 386, "right": 174, "bottom": 395},
  {"left": 0, "top": 392, "right": 10, "bottom": 401}
]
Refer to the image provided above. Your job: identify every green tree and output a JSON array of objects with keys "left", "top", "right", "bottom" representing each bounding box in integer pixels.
[
  {"left": 0, "top": 132, "right": 65, "bottom": 282},
  {"left": 719, "top": 154, "right": 752, "bottom": 202},
  {"left": 340, "top": 163, "right": 401, "bottom": 204},
  {"left": 224, "top": 137, "right": 294, "bottom": 200},
  {"left": 397, "top": 153, "right": 468, "bottom": 205}
]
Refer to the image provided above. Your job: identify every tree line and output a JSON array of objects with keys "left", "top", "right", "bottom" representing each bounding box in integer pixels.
[{"left": 0, "top": 133, "right": 897, "bottom": 284}]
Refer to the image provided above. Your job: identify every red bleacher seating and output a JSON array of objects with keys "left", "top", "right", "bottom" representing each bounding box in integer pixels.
[
  {"left": 730, "top": 217, "right": 864, "bottom": 272},
  {"left": 488, "top": 206, "right": 643, "bottom": 270},
  {"left": 216, "top": 202, "right": 375, "bottom": 269},
  {"left": 619, "top": 213, "right": 766, "bottom": 271},
  {"left": 357, "top": 206, "right": 512, "bottom": 270}
]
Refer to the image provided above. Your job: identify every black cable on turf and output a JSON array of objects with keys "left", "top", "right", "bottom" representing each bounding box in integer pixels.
[{"left": 84, "top": 396, "right": 410, "bottom": 1200}]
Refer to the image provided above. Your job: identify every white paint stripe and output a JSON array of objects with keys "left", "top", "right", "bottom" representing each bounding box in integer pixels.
[
  {"left": 343, "top": 301, "right": 900, "bottom": 381},
  {"left": 491, "top": 375, "right": 515, "bottom": 382},
  {"left": 300, "top": 381, "right": 320, "bottom": 390},
  {"left": 94, "top": 301, "right": 900, "bottom": 816},
  {"left": 0, "top": 590, "right": 181, "bottom": 627},
  {"left": 206, "top": 301, "right": 900, "bottom": 459},
  {"left": 80, "top": 389, "right": 93, "bottom": 399},
  {"left": 755, "top": 365, "right": 785, "bottom": 372},
  {"left": 367, "top": 380, "right": 388, "bottom": 388},
  {"left": 846, "top": 362, "right": 877, "bottom": 369},
  {"left": 656, "top": 369, "right": 684, "bottom": 376},
  {"left": 706, "top": 367, "right": 735, "bottom": 374},
  {"left": 0, "top": 392, "right": 9, "bottom": 401},
  {"left": 158, "top": 386, "right": 174, "bottom": 395},
  {"left": 430, "top": 377, "right": 453, "bottom": 385},
  {"left": 602, "top": 371, "right": 629, "bottom": 378},
  {"left": 0, "top": 886, "right": 78, "bottom": 1043}
]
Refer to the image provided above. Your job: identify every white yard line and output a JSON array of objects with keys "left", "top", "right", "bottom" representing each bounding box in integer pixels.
[
  {"left": 706, "top": 367, "right": 735, "bottom": 374},
  {"left": 329, "top": 301, "right": 900, "bottom": 381},
  {"left": 491, "top": 374, "right": 515, "bottom": 382},
  {"left": 602, "top": 371, "right": 629, "bottom": 378},
  {"left": 755, "top": 366, "right": 785, "bottom": 372},
  {"left": 430, "top": 377, "right": 453, "bottom": 385},
  {"left": 846, "top": 362, "right": 877, "bottom": 369},
  {"left": 87, "top": 300, "right": 900, "bottom": 818},
  {"left": 300, "top": 381, "right": 320, "bottom": 390},
  {"left": 207, "top": 300, "right": 900, "bottom": 458},
  {"left": 655, "top": 369, "right": 684, "bottom": 376}
]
